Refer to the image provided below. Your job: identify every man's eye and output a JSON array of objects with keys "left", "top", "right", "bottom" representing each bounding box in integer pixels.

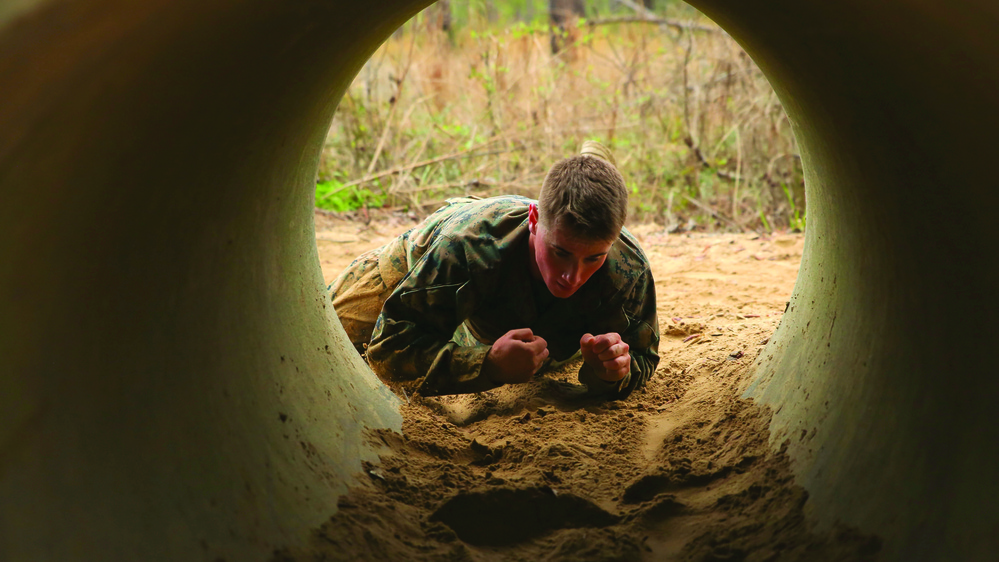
[
  {"left": 555, "top": 250, "right": 570, "bottom": 258},
  {"left": 585, "top": 257, "right": 602, "bottom": 263}
]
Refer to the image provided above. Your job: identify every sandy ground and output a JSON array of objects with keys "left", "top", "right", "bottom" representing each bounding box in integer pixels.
[{"left": 275, "top": 212, "right": 881, "bottom": 561}]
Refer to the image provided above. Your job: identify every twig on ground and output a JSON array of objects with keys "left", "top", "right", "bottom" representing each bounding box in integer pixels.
[
  {"left": 384, "top": 198, "right": 451, "bottom": 213},
  {"left": 682, "top": 195, "right": 750, "bottom": 233},
  {"left": 394, "top": 177, "right": 538, "bottom": 195}
]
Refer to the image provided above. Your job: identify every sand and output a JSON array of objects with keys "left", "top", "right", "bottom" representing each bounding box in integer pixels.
[{"left": 274, "top": 212, "right": 881, "bottom": 561}]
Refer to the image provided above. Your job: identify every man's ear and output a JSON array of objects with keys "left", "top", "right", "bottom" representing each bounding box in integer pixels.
[{"left": 528, "top": 203, "right": 539, "bottom": 235}]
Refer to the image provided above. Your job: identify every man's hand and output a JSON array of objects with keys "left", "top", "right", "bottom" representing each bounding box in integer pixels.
[
  {"left": 580, "top": 332, "right": 631, "bottom": 382},
  {"left": 483, "top": 328, "right": 549, "bottom": 384}
]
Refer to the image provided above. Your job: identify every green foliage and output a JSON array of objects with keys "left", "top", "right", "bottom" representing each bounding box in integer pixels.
[
  {"left": 758, "top": 208, "right": 772, "bottom": 233},
  {"left": 315, "top": 179, "right": 385, "bottom": 212},
  {"left": 509, "top": 20, "right": 548, "bottom": 40},
  {"left": 781, "top": 182, "right": 806, "bottom": 231}
]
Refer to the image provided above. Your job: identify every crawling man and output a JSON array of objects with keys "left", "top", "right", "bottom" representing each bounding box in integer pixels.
[{"left": 328, "top": 142, "right": 660, "bottom": 399}]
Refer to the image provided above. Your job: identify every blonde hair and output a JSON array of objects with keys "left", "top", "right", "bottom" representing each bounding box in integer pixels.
[{"left": 538, "top": 141, "right": 628, "bottom": 242}]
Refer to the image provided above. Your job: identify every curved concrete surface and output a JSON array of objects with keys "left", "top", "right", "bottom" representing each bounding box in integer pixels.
[
  {"left": 693, "top": 1, "right": 999, "bottom": 559},
  {"left": 0, "top": 1, "right": 413, "bottom": 559},
  {"left": 0, "top": 0, "right": 996, "bottom": 560}
]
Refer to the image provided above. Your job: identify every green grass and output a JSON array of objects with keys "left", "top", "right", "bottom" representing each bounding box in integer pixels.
[{"left": 315, "top": 178, "right": 386, "bottom": 212}]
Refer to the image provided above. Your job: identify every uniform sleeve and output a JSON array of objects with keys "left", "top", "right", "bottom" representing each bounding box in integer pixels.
[
  {"left": 365, "top": 238, "right": 501, "bottom": 396},
  {"left": 578, "top": 267, "right": 660, "bottom": 399}
]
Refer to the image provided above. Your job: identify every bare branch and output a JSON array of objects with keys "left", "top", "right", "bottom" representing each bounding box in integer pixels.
[
  {"left": 318, "top": 141, "right": 509, "bottom": 200},
  {"left": 682, "top": 195, "right": 751, "bottom": 232},
  {"left": 586, "top": 15, "right": 721, "bottom": 34}
]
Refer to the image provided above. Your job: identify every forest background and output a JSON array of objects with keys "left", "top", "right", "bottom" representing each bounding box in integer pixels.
[{"left": 316, "top": 0, "right": 805, "bottom": 233}]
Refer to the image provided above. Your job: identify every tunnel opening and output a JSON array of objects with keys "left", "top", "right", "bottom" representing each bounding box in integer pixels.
[{"left": 290, "top": 3, "right": 867, "bottom": 560}]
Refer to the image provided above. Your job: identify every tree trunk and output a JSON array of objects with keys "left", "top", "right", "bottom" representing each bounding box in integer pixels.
[
  {"left": 426, "top": 0, "right": 451, "bottom": 33},
  {"left": 549, "top": 0, "right": 585, "bottom": 54}
]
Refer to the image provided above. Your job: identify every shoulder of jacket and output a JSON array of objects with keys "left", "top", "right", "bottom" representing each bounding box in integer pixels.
[
  {"left": 437, "top": 196, "right": 532, "bottom": 243},
  {"left": 606, "top": 227, "right": 652, "bottom": 282},
  {"left": 412, "top": 196, "right": 530, "bottom": 273}
]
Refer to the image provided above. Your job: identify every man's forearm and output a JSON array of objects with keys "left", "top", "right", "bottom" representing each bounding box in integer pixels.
[{"left": 367, "top": 322, "right": 499, "bottom": 396}]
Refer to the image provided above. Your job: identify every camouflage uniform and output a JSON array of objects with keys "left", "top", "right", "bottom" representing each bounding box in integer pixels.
[{"left": 328, "top": 195, "right": 660, "bottom": 398}]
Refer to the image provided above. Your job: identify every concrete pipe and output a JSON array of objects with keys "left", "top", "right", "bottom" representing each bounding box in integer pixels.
[{"left": 0, "top": 0, "right": 996, "bottom": 560}]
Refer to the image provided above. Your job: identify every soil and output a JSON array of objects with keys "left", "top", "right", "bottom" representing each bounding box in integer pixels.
[{"left": 275, "top": 212, "right": 881, "bottom": 561}]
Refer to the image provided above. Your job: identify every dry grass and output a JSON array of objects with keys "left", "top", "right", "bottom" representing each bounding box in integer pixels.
[{"left": 318, "top": 9, "right": 805, "bottom": 232}]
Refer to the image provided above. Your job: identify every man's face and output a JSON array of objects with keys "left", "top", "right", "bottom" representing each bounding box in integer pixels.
[{"left": 528, "top": 204, "right": 613, "bottom": 299}]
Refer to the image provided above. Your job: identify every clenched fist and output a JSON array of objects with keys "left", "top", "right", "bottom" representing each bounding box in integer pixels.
[
  {"left": 580, "top": 332, "right": 631, "bottom": 382},
  {"left": 483, "top": 328, "right": 549, "bottom": 384}
]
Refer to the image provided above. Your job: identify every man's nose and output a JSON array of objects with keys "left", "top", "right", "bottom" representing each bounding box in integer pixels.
[{"left": 562, "top": 263, "right": 581, "bottom": 285}]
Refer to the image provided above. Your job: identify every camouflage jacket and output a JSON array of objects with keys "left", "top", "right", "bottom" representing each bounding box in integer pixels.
[{"left": 366, "top": 195, "right": 660, "bottom": 398}]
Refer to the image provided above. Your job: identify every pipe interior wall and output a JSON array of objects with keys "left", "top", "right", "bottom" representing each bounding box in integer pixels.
[
  {"left": 684, "top": 1, "right": 999, "bottom": 558},
  {"left": 0, "top": 0, "right": 424, "bottom": 559}
]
